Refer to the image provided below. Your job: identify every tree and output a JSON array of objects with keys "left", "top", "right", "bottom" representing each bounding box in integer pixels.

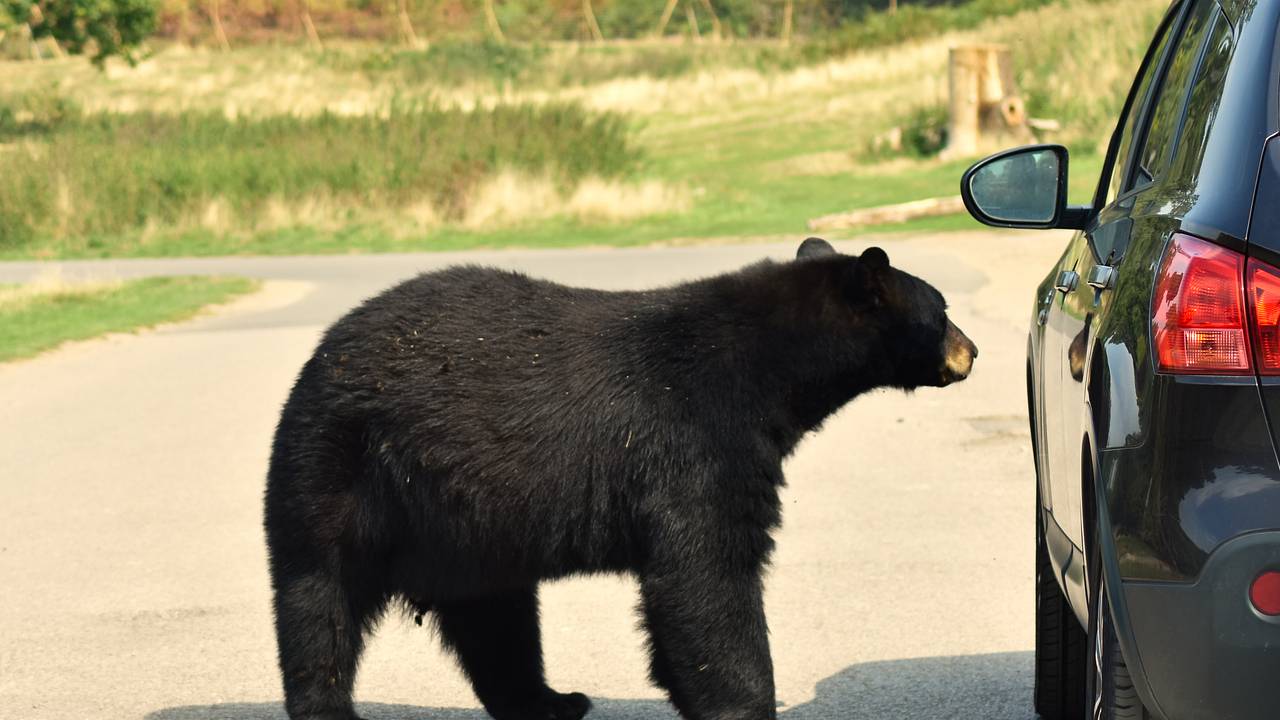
[
  {"left": 482, "top": 0, "right": 505, "bottom": 43},
  {"left": 582, "top": 0, "right": 603, "bottom": 41},
  {"left": 299, "top": 0, "right": 322, "bottom": 50},
  {"left": 208, "top": 0, "right": 230, "bottom": 50},
  {"left": 652, "top": 0, "right": 678, "bottom": 37},
  {"left": 396, "top": 0, "right": 418, "bottom": 46},
  {"left": 1, "top": 0, "right": 156, "bottom": 64}
]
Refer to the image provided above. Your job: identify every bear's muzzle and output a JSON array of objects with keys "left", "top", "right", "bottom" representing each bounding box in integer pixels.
[{"left": 940, "top": 321, "right": 978, "bottom": 385}]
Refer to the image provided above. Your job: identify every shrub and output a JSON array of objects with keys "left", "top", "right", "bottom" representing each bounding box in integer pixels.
[
  {"left": 899, "top": 104, "right": 948, "bottom": 157},
  {"left": 2, "top": 0, "right": 157, "bottom": 64}
]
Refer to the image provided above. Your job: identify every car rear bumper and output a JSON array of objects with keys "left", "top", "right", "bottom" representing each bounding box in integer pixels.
[{"left": 1120, "top": 530, "right": 1280, "bottom": 720}]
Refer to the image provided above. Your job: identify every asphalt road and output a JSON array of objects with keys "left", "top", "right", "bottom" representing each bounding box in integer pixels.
[{"left": 0, "top": 231, "right": 1068, "bottom": 720}]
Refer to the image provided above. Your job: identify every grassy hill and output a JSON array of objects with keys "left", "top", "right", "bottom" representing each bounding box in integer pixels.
[{"left": 0, "top": 0, "right": 1166, "bottom": 258}]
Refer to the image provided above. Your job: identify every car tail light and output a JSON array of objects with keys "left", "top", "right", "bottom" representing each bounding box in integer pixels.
[
  {"left": 1153, "top": 234, "right": 1251, "bottom": 374},
  {"left": 1153, "top": 233, "right": 1280, "bottom": 374},
  {"left": 1249, "top": 260, "right": 1280, "bottom": 373},
  {"left": 1250, "top": 571, "right": 1280, "bottom": 616}
]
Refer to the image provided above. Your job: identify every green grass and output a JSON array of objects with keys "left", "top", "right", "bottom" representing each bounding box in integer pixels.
[
  {"left": 0, "top": 99, "right": 639, "bottom": 255},
  {"left": 0, "top": 276, "right": 259, "bottom": 361},
  {"left": 74, "top": 150, "right": 1102, "bottom": 257}
]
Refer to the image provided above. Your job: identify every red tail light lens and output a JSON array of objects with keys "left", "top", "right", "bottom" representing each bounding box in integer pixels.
[
  {"left": 1250, "top": 571, "right": 1280, "bottom": 616},
  {"left": 1249, "top": 260, "right": 1280, "bottom": 373},
  {"left": 1153, "top": 234, "right": 1250, "bottom": 374}
]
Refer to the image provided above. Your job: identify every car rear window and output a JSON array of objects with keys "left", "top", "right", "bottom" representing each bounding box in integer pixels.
[
  {"left": 1134, "top": 0, "right": 1218, "bottom": 185},
  {"left": 1106, "top": 9, "right": 1179, "bottom": 206},
  {"left": 1167, "top": 10, "right": 1234, "bottom": 183}
]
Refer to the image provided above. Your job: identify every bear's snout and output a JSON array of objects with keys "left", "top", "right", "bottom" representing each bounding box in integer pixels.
[{"left": 940, "top": 321, "right": 978, "bottom": 385}]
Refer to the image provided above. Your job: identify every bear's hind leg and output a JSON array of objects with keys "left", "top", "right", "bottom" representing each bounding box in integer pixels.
[
  {"left": 271, "top": 547, "right": 387, "bottom": 720},
  {"left": 435, "top": 587, "right": 591, "bottom": 720}
]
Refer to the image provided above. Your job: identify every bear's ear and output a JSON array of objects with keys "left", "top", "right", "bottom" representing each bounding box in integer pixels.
[
  {"left": 850, "top": 246, "right": 892, "bottom": 304},
  {"left": 860, "top": 246, "right": 889, "bottom": 272},
  {"left": 797, "top": 237, "right": 837, "bottom": 260}
]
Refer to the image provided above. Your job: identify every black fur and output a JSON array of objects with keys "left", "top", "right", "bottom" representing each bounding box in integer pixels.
[{"left": 264, "top": 241, "right": 975, "bottom": 720}]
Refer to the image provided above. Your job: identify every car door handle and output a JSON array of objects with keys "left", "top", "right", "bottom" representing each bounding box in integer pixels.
[
  {"left": 1055, "top": 270, "right": 1079, "bottom": 293},
  {"left": 1087, "top": 265, "right": 1116, "bottom": 291}
]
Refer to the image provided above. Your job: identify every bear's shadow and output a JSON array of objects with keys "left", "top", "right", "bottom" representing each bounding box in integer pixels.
[{"left": 146, "top": 651, "right": 1035, "bottom": 720}]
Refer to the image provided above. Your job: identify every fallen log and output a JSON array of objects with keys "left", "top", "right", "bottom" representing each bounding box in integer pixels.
[{"left": 807, "top": 195, "right": 967, "bottom": 232}]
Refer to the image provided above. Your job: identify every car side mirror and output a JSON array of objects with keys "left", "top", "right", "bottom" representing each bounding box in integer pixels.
[{"left": 961, "top": 144, "right": 1089, "bottom": 230}]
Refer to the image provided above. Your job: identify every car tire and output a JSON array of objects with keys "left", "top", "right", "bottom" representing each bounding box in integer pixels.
[
  {"left": 1034, "top": 504, "right": 1087, "bottom": 719},
  {"left": 1091, "top": 572, "right": 1151, "bottom": 720}
]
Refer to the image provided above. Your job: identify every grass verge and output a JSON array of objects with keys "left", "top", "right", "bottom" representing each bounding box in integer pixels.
[{"left": 0, "top": 275, "right": 259, "bottom": 362}]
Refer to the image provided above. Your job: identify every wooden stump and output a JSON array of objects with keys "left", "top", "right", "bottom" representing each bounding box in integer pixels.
[{"left": 942, "top": 44, "right": 1032, "bottom": 159}]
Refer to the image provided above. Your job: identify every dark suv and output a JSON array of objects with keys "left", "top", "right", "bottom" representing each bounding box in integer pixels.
[{"left": 960, "top": 0, "right": 1280, "bottom": 718}]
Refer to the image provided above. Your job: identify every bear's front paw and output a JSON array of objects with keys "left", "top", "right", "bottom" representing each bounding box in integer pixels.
[
  {"left": 541, "top": 690, "right": 591, "bottom": 720},
  {"left": 489, "top": 689, "right": 591, "bottom": 720}
]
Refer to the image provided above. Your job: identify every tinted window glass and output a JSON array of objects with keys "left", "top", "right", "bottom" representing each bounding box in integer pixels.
[
  {"left": 1133, "top": 0, "right": 1217, "bottom": 186},
  {"left": 1105, "top": 11, "right": 1178, "bottom": 206},
  {"left": 1168, "top": 11, "right": 1233, "bottom": 183}
]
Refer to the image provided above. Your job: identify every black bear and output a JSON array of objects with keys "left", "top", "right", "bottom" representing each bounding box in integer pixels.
[{"left": 264, "top": 238, "right": 977, "bottom": 720}]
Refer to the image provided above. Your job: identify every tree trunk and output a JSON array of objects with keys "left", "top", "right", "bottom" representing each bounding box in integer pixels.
[
  {"left": 397, "top": 0, "right": 419, "bottom": 46},
  {"left": 582, "top": 0, "right": 604, "bottom": 42},
  {"left": 20, "top": 22, "right": 41, "bottom": 60},
  {"left": 685, "top": 2, "right": 700, "bottom": 40},
  {"left": 942, "top": 44, "right": 1032, "bottom": 159},
  {"left": 890, "top": 0, "right": 898, "bottom": 13},
  {"left": 697, "top": 0, "right": 722, "bottom": 41},
  {"left": 300, "top": 0, "right": 322, "bottom": 50},
  {"left": 483, "top": 0, "right": 505, "bottom": 43},
  {"left": 780, "top": 0, "right": 793, "bottom": 46},
  {"left": 209, "top": 0, "right": 231, "bottom": 51},
  {"left": 653, "top": 0, "right": 679, "bottom": 38},
  {"left": 26, "top": 7, "right": 67, "bottom": 60}
]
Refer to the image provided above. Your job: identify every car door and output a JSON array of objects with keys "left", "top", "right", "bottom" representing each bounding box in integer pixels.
[{"left": 1042, "top": 0, "right": 1217, "bottom": 551}]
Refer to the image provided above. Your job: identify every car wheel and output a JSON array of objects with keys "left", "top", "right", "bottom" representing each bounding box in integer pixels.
[
  {"left": 1090, "top": 572, "right": 1151, "bottom": 720},
  {"left": 1034, "top": 504, "right": 1087, "bottom": 719}
]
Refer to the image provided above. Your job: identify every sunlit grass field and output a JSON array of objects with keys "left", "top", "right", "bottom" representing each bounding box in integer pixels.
[
  {"left": 0, "top": 275, "right": 259, "bottom": 361},
  {"left": 0, "top": 0, "right": 1162, "bottom": 258}
]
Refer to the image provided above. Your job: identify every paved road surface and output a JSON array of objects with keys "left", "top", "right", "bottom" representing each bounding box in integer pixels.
[{"left": 0, "top": 231, "right": 1068, "bottom": 720}]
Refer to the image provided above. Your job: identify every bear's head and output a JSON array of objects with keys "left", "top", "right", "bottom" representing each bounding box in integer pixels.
[{"left": 796, "top": 237, "right": 977, "bottom": 389}]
